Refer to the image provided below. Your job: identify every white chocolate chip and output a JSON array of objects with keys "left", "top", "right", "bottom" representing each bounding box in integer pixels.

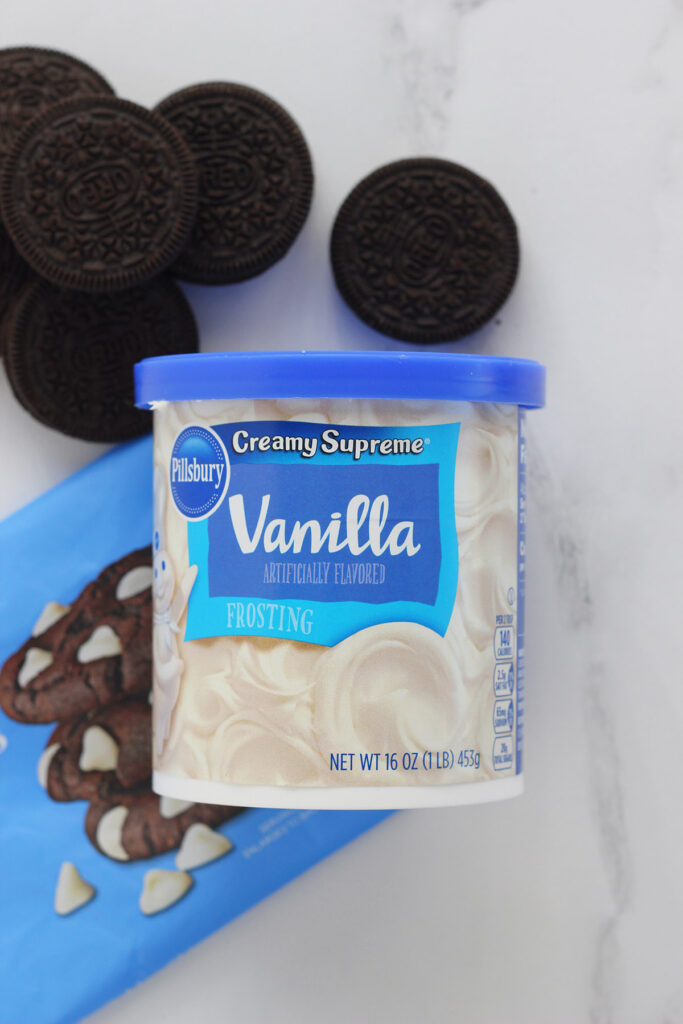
[
  {"left": 18, "top": 648, "right": 53, "bottom": 687},
  {"left": 159, "top": 795, "right": 194, "bottom": 819},
  {"left": 79, "top": 726, "right": 119, "bottom": 772},
  {"left": 37, "top": 743, "right": 60, "bottom": 789},
  {"left": 116, "top": 566, "right": 154, "bottom": 601},
  {"left": 77, "top": 625, "right": 122, "bottom": 664},
  {"left": 96, "top": 805, "right": 129, "bottom": 861},
  {"left": 54, "top": 862, "right": 96, "bottom": 915},
  {"left": 32, "top": 601, "right": 70, "bottom": 637},
  {"left": 175, "top": 824, "right": 233, "bottom": 870},
  {"left": 139, "top": 869, "right": 193, "bottom": 915}
]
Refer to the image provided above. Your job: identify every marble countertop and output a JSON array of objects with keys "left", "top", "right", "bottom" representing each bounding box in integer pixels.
[{"left": 1, "top": 1, "right": 681, "bottom": 1021}]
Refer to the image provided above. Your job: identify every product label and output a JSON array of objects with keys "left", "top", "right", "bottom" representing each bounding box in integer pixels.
[
  {"left": 154, "top": 399, "right": 523, "bottom": 796},
  {"left": 171, "top": 420, "right": 460, "bottom": 646}
]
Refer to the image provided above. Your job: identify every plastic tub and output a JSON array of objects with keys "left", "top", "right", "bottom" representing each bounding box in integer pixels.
[{"left": 135, "top": 351, "right": 545, "bottom": 810}]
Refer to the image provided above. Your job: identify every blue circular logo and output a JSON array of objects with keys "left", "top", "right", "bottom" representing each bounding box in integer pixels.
[{"left": 170, "top": 426, "right": 229, "bottom": 520}]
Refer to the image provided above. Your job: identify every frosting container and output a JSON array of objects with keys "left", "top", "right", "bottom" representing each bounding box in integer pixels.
[{"left": 135, "top": 352, "right": 546, "bottom": 810}]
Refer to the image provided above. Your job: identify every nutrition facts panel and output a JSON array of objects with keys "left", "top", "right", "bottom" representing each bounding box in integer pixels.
[{"left": 492, "top": 610, "right": 515, "bottom": 771}]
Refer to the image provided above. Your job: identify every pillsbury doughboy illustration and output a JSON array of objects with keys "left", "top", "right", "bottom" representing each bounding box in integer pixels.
[{"left": 153, "top": 465, "right": 197, "bottom": 756}]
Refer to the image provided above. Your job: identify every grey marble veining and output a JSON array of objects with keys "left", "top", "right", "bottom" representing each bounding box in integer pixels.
[
  {"left": 384, "top": 3, "right": 459, "bottom": 151},
  {"left": 383, "top": 0, "right": 501, "bottom": 155},
  {"left": 530, "top": 445, "right": 636, "bottom": 1024},
  {"left": 584, "top": 664, "right": 633, "bottom": 1024}
]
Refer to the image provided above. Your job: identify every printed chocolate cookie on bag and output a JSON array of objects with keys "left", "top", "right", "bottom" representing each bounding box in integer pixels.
[
  {"left": 0, "top": 548, "right": 152, "bottom": 723},
  {"left": 39, "top": 697, "right": 152, "bottom": 802},
  {"left": 85, "top": 786, "right": 242, "bottom": 862}
]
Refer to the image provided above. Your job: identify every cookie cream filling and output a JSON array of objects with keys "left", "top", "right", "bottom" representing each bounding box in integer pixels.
[{"left": 136, "top": 351, "right": 545, "bottom": 810}]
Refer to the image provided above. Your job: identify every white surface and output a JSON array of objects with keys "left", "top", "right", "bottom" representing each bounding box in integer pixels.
[{"left": 1, "top": 1, "right": 682, "bottom": 1022}]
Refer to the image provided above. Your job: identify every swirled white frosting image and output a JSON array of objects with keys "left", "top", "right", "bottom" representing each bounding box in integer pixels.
[{"left": 153, "top": 397, "right": 519, "bottom": 790}]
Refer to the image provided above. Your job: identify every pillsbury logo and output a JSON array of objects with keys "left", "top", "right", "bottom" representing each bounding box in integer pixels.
[{"left": 170, "top": 426, "right": 229, "bottom": 520}]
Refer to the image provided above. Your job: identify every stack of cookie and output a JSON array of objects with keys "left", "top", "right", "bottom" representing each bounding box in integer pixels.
[
  {"left": 0, "top": 48, "right": 200, "bottom": 442},
  {"left": 0, "top": 547, "right": 242, "bottom": 874},
  {"left": 0, "top": 48, "right": 314, "bottom": 443},
  {"left": 0, "top": 46, "right": 523, "bottom": 445}
]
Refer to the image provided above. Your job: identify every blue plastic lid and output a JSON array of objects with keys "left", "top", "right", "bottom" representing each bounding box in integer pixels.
[{"left": 135, "top": 351, "right": 545, "bottom": 409}]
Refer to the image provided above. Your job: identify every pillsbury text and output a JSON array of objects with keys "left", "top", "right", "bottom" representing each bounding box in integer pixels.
[{"left": 171, "top": 456, "right": 225, "bottom": 489}]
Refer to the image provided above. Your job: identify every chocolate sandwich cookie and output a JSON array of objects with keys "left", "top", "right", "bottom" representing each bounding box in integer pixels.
[
  {"left": 155, "top": 82, "right": 313, "bottom": 284},
  {"left": 0, "top": 222, "right": 31, "bottom": 349},
  {"left": 3, "top": 275, "right": 198, "bottom": 442},
  {"left": 42, "top": 697, "right": 152, "bottom": 803},
  {"left": 0, "top": 47, "right": 113, "bottom": 175},
  {"left": 0, "top": 547, "right": 152, "bottom": 724},
  {"left": 85, "top": 787, "right": 243, "bottom": 861},
  {"left": 0, "top": 96, "right": 197, "bottom": 292},
  {"left": 330, "top": 158, "right": 520, "bottom": 343}
]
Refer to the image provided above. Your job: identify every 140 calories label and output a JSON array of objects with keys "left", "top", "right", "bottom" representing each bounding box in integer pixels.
[{"left": 170, "top": 419, "right": 461, "bottom": 646}]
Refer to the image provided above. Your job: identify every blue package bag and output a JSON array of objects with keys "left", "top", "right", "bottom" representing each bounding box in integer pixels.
[{"left": 0, "top": 438, "right": 390, "bottom": 1024}]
